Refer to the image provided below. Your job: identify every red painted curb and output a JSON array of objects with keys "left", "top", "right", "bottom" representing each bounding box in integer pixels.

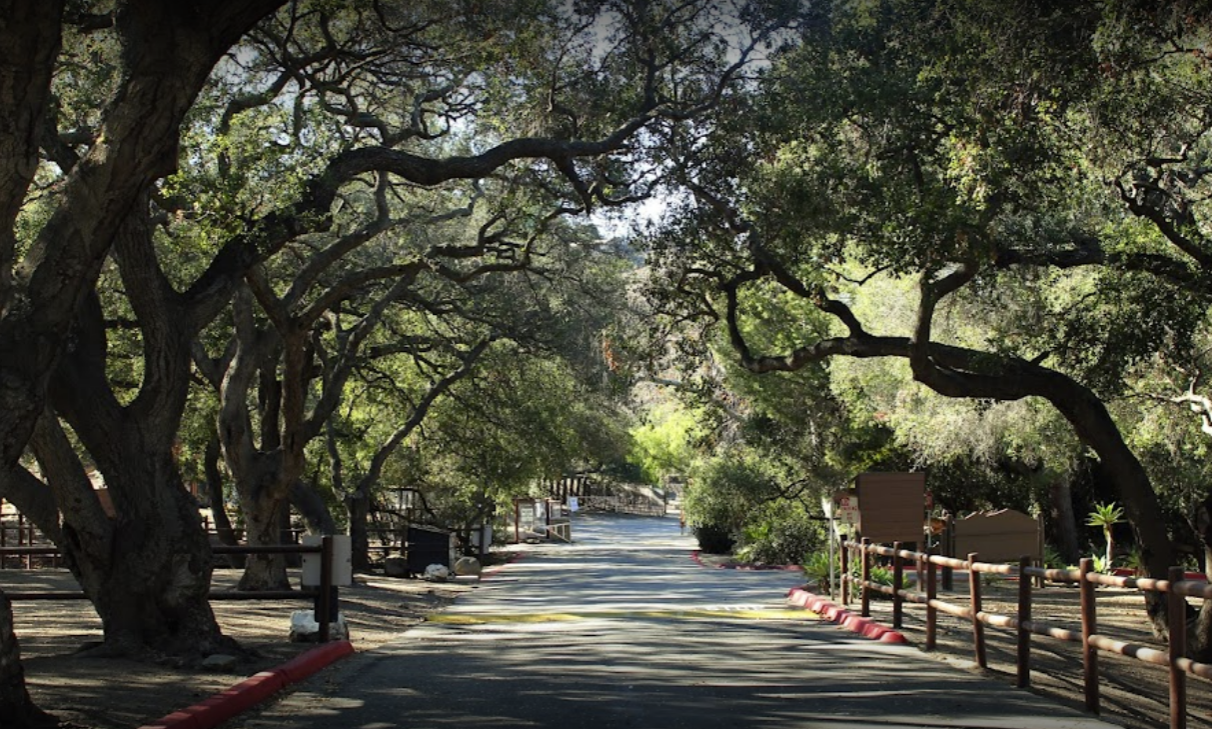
[
  {"left": 273, "top": 639, "right": 354, "bottom": 684},
  {"left": 138, "top": 640, "right": 354, "bottom": 729},
  {"left": 787, "top": 587, "right": 907, "bottom": 644}
]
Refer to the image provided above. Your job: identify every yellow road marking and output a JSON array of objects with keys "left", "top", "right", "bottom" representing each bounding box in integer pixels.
[{"left": 427, "top": 609, "right": 819, "bottom": 625}]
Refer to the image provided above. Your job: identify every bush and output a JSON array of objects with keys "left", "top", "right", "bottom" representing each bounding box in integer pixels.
[
  {"left": 847, "top": 561, "right": 894, "bottom": 600},
  {"left": 802, "top": 551, "right": 833, "bottom": 586},
  {"left": 694, "top": 523, "right": 736, "bottom": 554},
  {"left": 735, "top": 504, "right": 822, "bottom": 565}
]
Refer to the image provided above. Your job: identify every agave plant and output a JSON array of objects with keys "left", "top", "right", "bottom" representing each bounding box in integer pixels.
[{"left": 1087, "top": 502, "right": 1124, "bottom": 570}]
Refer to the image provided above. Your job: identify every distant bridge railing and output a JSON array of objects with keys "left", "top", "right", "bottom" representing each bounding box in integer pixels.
[{"left": 576, "top": 494, "right": 665, "bottom": 516}]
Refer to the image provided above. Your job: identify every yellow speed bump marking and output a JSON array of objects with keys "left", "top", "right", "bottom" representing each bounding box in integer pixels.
[{"left": 427, "top": 608, "right": 819, "bottom": 625}]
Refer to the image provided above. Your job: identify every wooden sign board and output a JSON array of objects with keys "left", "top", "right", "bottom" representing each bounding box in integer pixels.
[
  {"left": 953, "top": 509, "right": 1041, "bottom": 562},
  {"left": 854, "top": 472, "right": 925, "bottom": 543}
]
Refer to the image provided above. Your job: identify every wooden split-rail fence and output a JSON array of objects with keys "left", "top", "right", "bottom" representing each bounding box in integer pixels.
[
  {"left": 842, "top": 537, "right": 1211, "bottom": 729},
  {"left": 0, "top": 538, "right": 343, "bottom": 642}
]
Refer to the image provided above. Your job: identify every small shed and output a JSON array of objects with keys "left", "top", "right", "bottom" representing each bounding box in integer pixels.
[{"left": 405, "top": 524, "right": 456, "bottom": 575}]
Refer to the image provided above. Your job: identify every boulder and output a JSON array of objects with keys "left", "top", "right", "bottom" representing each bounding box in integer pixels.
[
  {"left": 422, "top": 564, "right": 450, "bottom": 582},
  {"left": 453, "top": 556, "right": 482, "bottom": 579}
]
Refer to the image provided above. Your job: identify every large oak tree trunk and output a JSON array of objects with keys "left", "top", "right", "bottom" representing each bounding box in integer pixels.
[
  {"left": 31, "top": 411, "right": 233, "bottom": 658},
  {"left": 291, "top": 479, "right": 337, "bottom": 535},
  {"left": 1188, "top": 495, "right": 1212, "bottom": 661},
  {"left": 34, "top": 206, "right": 235, "bottom": 658},
  {"left": 0, "top": 590, "right": 56, "bottom": 728},
  {"left": 1048, "top": 476, "right": 1081, "bottom": 565},
  {"left": 0, "top": 0, "right": 64, "bottom": 483},
  {"left": 0, "top": 0, "right": 289, "bottom": 699},
  {"left": 346, "top": 490, "right": 373, "bottom": 572},
  {"left": 72, "top": 466, "right": 228, "bottom": 656},
  {"left": 217, "top": 287, "right": 295, "bottom": 591},
  {"left": 236, "top": 482, "right": 290, "bottom": 591}
]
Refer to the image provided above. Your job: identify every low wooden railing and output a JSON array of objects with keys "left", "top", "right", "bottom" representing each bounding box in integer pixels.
[
  {"left": 0, "top": 516, "right": 57, "bottom": 569},
  {"left": 0, "top": 538, "right": 341, "bottom": 642},
  {"left": 577, "top": 495, "right": 665, "bottom": 516},
  {"left": 841, "top": 537, "right": 1211, "bottom": 729}
]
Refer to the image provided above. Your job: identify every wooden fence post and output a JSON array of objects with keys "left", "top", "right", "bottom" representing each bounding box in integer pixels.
[
  {"left": 318, "top": 535, "right": 334, "bottom": 643},
  {"left": 1080, "top": 557, "right": 1099, "bottom": 714},
  {"left": 968, "top": 552, "right": 986, "bottom": 668},
  {"left": 1168, "top": 566, "right": 1187, "bottom": 729},
  {"left": 840, "top": 537, "right": 850, "bottom": 607},
  {"left": 860, "top": 538, "right": 871, "bottom": 618},
  {"left": 1016, "top": 555, "right": 1032, "bottom": 688},
  {"left": 20, "top": 514, "right": 30, "bottom": 569},
  {"left": 892, "top": 541, "right": 904, "bottom": 629},
  {"left": 925, "top": 550, "right": 937, "bottom": 651},
  {"left": 942, "top": 514, "right": 954, "bottom": 591}
]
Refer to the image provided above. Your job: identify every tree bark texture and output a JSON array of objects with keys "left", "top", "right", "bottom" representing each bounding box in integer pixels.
[
  {"left": 0, "top": 0, "right": 66, "bottom": 472},
  {"left": 30, "top": 207, "right": 232, "bottom": 657},
  {"left": 1, "top": 0, "right": 287, "bottom": 664},
  {"left": 31, "top": 411, "right": 232, "bottom": 658},
  {"left": 235, "top": 478, "right": 290, "bottom": 591},
  {"left": 346, "top": 492, "right": 373, "bottom": 573},
  {"left": 291, "top": 479, "right": 337, "bottom": 535},
  {"left": 1048, "top": 476, "right": 1081, "bottom": 565},
  {"left": 0, "top": 590, "right": 56, "bottom": 728}
]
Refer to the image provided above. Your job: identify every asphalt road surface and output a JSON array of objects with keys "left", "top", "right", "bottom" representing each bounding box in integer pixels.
[{"left": 232, "top": 512, "right": 1119, "bottom": 729}]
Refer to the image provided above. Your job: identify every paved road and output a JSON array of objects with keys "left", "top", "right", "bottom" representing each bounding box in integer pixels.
[{"left": 233, "top": 512, "right": 1119, "bottom": 729}]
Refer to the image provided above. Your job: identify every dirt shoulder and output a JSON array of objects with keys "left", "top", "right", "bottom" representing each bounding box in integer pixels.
[{"left": 4, "top": 567, "right": 479, "bottom": 729}]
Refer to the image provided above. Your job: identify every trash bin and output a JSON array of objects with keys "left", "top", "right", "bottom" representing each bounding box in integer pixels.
[{"left": 405, "top": 524, "right": 455, "bottom": 575}]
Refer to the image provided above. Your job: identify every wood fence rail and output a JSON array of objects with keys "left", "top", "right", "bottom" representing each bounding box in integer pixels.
[
  {"left": 0, "top": 538, "right": 340, "bottom": 642},
  {"left": 840, "top": 537, "right": 1210, "bottom": 729},
  {"left": 0, "top": 515, "right": 58, "bottom": 569}
]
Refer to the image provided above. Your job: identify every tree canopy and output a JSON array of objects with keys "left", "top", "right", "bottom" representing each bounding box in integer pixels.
[
  {"left": 0, "top": 1, "right": 796, "bottom": 721},
  {"left": 10, "top": 1, "right": 1212, "bottom": 721},
  {"left": 641, "top": 0, "right": 1212, "bottom": 649}
]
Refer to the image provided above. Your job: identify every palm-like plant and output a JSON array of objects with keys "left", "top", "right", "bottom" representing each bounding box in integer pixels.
[{"left": 1087, "top": 502, "right": 1125, "bottom": 571}]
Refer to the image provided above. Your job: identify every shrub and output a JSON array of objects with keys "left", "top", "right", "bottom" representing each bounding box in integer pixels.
[
  {"left": 802, "top": 551, "right": 833, "bottom": 587},
  {"left": 694, "top": 523, "right": 736, "bottom": 554}
]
